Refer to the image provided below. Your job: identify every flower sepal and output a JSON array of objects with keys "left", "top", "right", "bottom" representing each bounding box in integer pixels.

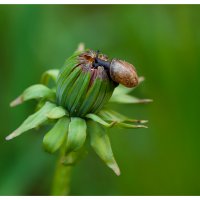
[
  {"left": 109, "top": 77, "right": 153, "bottom": 104},
  {"left": 87, "top": 120, "right": 120, "bottom": 176}
]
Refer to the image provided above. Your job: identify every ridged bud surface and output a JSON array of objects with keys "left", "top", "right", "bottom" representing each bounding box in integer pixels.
[{"left": 56, "top": 50, "right": 116, "bottom": 117}]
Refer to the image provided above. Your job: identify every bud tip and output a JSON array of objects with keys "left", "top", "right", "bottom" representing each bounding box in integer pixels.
[
  {"left": 5, "top": 130, "right": 18, "bottom": 140},
  {"left": 108, "top": 161, "right": 121, "bottom": 176},
  {"left": 10, "top": 96, "right": 23, "bottom": 107},
  {"left": 5, "top": 135, "right": 12, "bottom": 140},
  {"left": 76, "top": 43, "right": 85, "bottom": 52}
]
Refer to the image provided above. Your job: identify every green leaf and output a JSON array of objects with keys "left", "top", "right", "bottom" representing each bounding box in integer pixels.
[
  {"left": 98, "top": 109, "right": 127, "bottom": 123},
  {"left": 116, "top": 122, "right": 148, "bottom": 129},
  {"left": 85, "top": 113, "right": 115, "bottom": 127},
  {"left": 47, "top": 106, "right": 68, "bottom": 119},
  {"left": 43, "top": 117, "right": 70, "bottom": 153},
  {"left": 109, "top": 93, "right": 153, "bottom": 104},
  {"left": 6, "top": 102, "right": 56, "bottom": 140},
  {"left": 98, "top": 109, "right": 148, "bottom": 124},
  {"left": 62, "top": 149, "right": 87, "bottom": 166},
  {"left": 87, "top": 120, "right": 120, "bottom": 176},
  {"left": 10, "top": 84, "right": 56, "bottom": 107},
  {"left": 66, "top": 117, "right": 87, "bottom": 153},
  {"left": 41, "top": 69, "right": 60, "bottom": 85},
  {"left": 110, "top": 76, "right": 152, "bottom": 104},
  {"left": 112, "top": 84, "right": 134, "bottom": 96}
]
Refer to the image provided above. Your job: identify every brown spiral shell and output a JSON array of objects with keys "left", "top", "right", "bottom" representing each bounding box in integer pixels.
[{"left": 109, "top": 59, "right": 138, "bottom": 88}]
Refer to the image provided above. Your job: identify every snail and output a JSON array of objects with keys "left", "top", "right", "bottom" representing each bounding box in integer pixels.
[{"left": 92, "top": 51, "right": 138, "bottom": 88}]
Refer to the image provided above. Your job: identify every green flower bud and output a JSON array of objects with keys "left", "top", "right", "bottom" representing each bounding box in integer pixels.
[
  {"left": 6, "top": 44, "right": 151, "bottom": 177},
  {"left": 56, "top": 50, "right": 116, "bottom": 117}
]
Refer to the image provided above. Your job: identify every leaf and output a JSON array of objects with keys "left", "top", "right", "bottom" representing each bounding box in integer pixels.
[
  {"left": 109, "top": 93, "right": 153, "bottom": 104},
  {"left": 85, "top": 113, "right": 116, "bottom": 127},
  {"left": 111, "top": 84, "right": 134, "bottom": 96},
  {"left": 66, "top": 117, "right": 87, "bottom": 154},
  {"left": 6, "top": 102, "right": 56, "bottom": 140},
  {"left": 43, "top": 117, "right": 70, "bottom": 153},
  {"left": 10, "top": 84, "right": 55, "bottom": 107},
  {"left": 61, "top": 149, "right": 88, "bottom": 166},
  {"left": 47, "top": 106, "right": 68, "bottom": 119},
  {"left": 87, "top": 120, "right": 120, "bottom": 176},
  {"left": 40, "top": 69, "right": 60, "bottom": 85},
  {"left": 116, "top": 122, "right": 148, "bottom": 129},
  {"left": 98, "top": 109, "right": 148, "bottom": 124},
  {"left": 97, "top": 108, "right": 148, "bottom": 129},
  {"left": 98, "top": 109, "right": 127, "bottom": 123},
  {"left": 110, "top": 76, "right": 152, "bottom": 104}
]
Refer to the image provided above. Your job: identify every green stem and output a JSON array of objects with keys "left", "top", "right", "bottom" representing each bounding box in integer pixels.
[
  {"left": 51, "top": 149, "right": 72, "bottom": 196},
  {"left": 51, "top": 145, "right": 84, "bottom": 195}
]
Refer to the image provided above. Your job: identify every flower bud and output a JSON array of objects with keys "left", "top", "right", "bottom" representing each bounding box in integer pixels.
[{"left": 56, "top": 50, "right": 116, "bottom": 117}]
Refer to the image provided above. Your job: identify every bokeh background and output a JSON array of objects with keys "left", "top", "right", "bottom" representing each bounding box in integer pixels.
[{"left": 0, "top": 5, "right": 200, "bottom": 195}]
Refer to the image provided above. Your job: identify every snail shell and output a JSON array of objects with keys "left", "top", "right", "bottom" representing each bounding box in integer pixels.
[{"left": 109, "top": 59, "right": 138, "bottom": 88}]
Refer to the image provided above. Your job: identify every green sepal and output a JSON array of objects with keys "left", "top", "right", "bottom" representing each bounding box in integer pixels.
[
  {"left": 35, "top": 98, "right": 47, "bottom": 112},
  {"left": 98, "top": 109, "right": 127, "bottom": 123},
  {"left": 62, "top": 148, "right": 87, "bottom": 166},
  {"left": 6, "top": 102, "right": 56, "bottom": 140},
  {"left": 10, "top": 84, "right": 56, "bottom": 107},
  {"left": 87, "top": 120, "right": 120, "bottom": 176},
  {"left": 43, "top": 117, "right": 70, "bottom": 153},
  {"left": 98, "top": 109, "right": 148, "bottom": 129},
  {"left": 85, "top": 113, "right": 115, "bottom": 128},
  {"left": 110, "top": 76, "right": 152, "bottom": 104},
  {"left": 66, "top": 117, "right": 87, "bottom": 154},
  {"left": 116, "top": 122, "right": 148, "bottom": 129},
  {"left": 41, "top": 69, "right": 60, "bottom": 85},
  {"left": 98, "top": 109, "right": 148, "bottom": 124},
  {"left": 109, "top": 94, "right": 153, "bottom": 104},
  {"left": 47, "top": 106, "right": 68, "bottom": 119},
  {"left": 112, "top": 83, "right": 134, "bottom": 96}
]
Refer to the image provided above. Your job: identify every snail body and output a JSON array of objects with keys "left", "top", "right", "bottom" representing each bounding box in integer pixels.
[{"left": 93, "top": 54, "right": 138, "bottom": 88}]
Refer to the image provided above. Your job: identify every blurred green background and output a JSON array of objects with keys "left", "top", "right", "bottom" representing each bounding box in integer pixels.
[{"left": 1, "top": 5, "right": 200, "bottom": 195}]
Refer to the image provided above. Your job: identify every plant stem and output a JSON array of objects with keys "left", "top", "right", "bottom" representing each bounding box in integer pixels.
[{"left": 51, "top": 149, "right": 72, "bottom": 196}]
